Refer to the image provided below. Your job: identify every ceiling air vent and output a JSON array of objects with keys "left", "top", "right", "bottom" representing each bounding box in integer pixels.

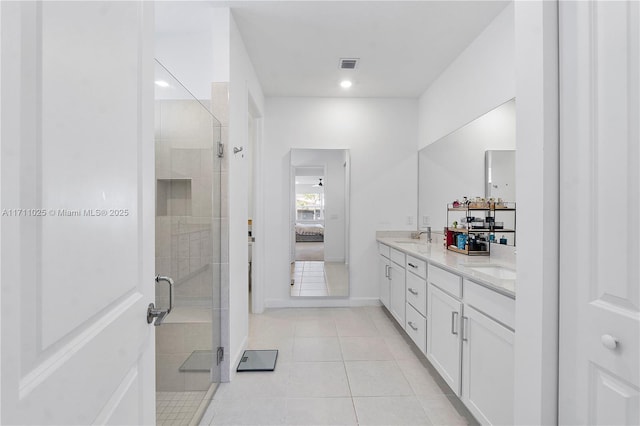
[{"left": 339, "top": 58, "right": 359, "bottom": 70}]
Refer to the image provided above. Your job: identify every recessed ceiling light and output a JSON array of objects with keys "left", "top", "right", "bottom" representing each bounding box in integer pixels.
[
  {"left": 340, "top": 80, "right": 352, "bottom": 89},
  {"left": 155, "top": 80, "right": 170, "bottom": 88}
]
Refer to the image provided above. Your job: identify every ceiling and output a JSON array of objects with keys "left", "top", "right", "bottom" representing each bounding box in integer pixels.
[{"left": 215, "top": 1, "right": 509, "bottom": 98}]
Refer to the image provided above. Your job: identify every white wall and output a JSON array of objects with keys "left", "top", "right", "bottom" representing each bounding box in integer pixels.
[
  {"left": 418, "top": 2, "right": 514, "bottom": 150},
  {"left": 227, "top": 11, "right": 265, "bottom": 378},
  {"left": 155, "top": 2, "right": 217, "bottom": 100},
  {"left": 263, "top": 97, "right": 418, "bottom": 307}
]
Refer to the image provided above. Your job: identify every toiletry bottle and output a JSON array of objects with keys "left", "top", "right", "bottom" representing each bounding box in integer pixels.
[{"left": 500, "top": 235, "right": 507, "bottom": 245}]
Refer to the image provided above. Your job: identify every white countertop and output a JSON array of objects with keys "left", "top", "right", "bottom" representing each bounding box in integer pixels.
[{"left": 377, "top": 237, "right": 516, "bottom": 298}]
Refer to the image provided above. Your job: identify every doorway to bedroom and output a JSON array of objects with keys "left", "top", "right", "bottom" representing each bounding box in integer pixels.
[
  {"left": 294, "top": 168, "right": 326, "bottom": 262},
  {"left": 291, "top": 167, "right": 329, "bottom": 296}
]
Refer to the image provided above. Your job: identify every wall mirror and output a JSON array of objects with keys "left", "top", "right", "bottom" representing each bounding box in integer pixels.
[
  {"left": 418, "top": 98, "right": 516, "bottom": 246},
  {"left": 289, "top": 149, "right": 350, "bottom": 297},
  {"left": 485, "top": 150, "right": 515, "bottom": 200}
]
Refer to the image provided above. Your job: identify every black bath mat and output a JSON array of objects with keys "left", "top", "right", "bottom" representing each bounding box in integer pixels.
[{"left": 236, "top": 349, "right": 278, "bottom": 372}]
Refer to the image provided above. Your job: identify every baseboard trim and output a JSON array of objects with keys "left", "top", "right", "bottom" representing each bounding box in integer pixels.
[{"left": 264, "top": 297, "right": 381, "bottom": 309}]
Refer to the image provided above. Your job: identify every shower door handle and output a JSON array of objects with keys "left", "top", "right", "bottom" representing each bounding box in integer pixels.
[{"left": 147, "top": 275, "right": 174, "bottom": 326}]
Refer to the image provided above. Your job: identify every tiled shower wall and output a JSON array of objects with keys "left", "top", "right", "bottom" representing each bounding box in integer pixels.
[{"left": 154, "top": 97, "right": 225, "bottom": 391}]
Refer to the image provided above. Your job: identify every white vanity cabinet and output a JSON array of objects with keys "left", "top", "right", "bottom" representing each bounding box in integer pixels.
[
  {"left": 426, "top": 282, "right": 463, "bottom": 395},
  {"left": 461, "top": 279, "right": 515, "bottom": 426},
  {"left": 388, "top": 248, "right": 406, "bottom": 326},
  {"left": 376, "top": 238, "right": 517, "bottom": 425},
  {"left": 378, "top": 244, "right": 391, "bottom": 308}
]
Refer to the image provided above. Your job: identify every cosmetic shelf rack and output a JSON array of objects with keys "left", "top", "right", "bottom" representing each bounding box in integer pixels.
[{"left": 445, "top": 202, "right": 516, "bottom": 256}]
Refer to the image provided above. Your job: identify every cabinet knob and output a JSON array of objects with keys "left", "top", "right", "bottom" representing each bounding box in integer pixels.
[{"left": 601, "top": 334, "right": 619, "bottom": 350}]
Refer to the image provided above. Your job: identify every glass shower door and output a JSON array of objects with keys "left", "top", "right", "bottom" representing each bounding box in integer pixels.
[{"left": 153, "top": 60, "right": 222, "bottom": 425}]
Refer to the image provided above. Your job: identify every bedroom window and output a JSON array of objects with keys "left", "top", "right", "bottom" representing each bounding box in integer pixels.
[{"left": 296, "top": 193, "right": 324, "bottom": 221}]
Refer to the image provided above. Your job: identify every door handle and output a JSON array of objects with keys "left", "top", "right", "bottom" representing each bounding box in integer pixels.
[
  {"left": 408, "top": 321, "right": 418, "bottom": 331},
  {"left": 385, "top": 265, "right": 390, "bottom": 278},
  {"left": 408, "top": 288, "right": 418, "bottom": 295},
  {"left": 408, "top": 262, "right": 418, "bottom": 269},
  {"left": 451, "top": 311, "right": 459, "bottom": 335},
  {"left": 147, "top": 275, "right": 174, "bottom": 326}
]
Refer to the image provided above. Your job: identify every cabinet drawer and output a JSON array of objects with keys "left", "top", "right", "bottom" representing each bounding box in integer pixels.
[
  {"left": 406, "top": 255, "right": 427, "bottom": 279},
  {"left": 405, "top": 303, "right": 427, "bottom": 354},
  {"left": 406, "top": 272, "right": 427, "bottom": 316},
  {"left": 464, "top": 279, "right": 515, "bottom": 330},
  {"left": 428, "top": 264, "right": 462, "bottom": 298},
  {"left": 390, "top": 247, "right": 405, "bottom": 267},
  {"left": 378, "top": 243, "right": 390, "bottom": 258}
]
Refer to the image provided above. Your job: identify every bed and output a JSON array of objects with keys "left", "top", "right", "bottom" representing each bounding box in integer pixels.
[{"left": 295, "top": 223, "right": 324, "bottom": 242}]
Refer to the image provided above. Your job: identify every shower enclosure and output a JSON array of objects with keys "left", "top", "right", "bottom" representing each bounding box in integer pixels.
[{"left": 153, "top": 60, "right": 222, "bottom": 425}]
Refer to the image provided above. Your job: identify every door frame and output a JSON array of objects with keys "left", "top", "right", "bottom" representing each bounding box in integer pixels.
[
  {"left": 248, "top": 94, "right": 265, "bottom": 314},
  {"left": 513, "top": 1, "right": 560, "bottom": 425}
]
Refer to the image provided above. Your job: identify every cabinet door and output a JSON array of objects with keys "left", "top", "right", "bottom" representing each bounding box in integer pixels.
[
  {"left": 378, "top": 255, "right": 390, "bottom": 308},
  {"left": 427, "top": 284, "right": 462, "bottom": 395},
  {"left": 462, "top": 306, "right": 514, "bottom": 426},
  {"left": 388, "top": 262, "right": 406, "bottom": 326}
]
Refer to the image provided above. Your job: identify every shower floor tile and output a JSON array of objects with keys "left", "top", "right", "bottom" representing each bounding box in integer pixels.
[{"left": 156, "top": 391, "right": 206, "bottom": 426}]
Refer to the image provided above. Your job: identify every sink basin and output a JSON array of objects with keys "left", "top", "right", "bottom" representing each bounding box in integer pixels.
[
  {"left": 466, "top": 264, "right": 516, "bottom": 280},
  {"left": 394, "top": 242, "right": 418, "bottom": 249},
  {"left": 394, "top": 242, "right": 430, "bottom": 254}
]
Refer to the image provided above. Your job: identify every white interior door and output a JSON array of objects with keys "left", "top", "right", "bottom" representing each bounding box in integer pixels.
[
  {"left": 559, "top": 1, "right": 640, "bottom": 424},
  {"left": 1, "top": 2, "right": 156, "bottom": 424}
]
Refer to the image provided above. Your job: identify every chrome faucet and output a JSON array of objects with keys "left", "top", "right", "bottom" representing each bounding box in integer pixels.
[{"left": 411, "top": 227, "right": 432, "bottom": 243}]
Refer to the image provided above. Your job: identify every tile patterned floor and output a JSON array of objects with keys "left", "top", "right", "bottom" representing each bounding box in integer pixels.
[
  {"left": 200, "top": 306, "right": 477, "bottom": 426},
  {"left": 290, "top": 261, "right": 329, "bottom": 296},
  {"left": 157, "top": 391, "right": 207, "bottom": 426},
  {"left": 290, "top": 261, "right": 349, "bottom": 297}
]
